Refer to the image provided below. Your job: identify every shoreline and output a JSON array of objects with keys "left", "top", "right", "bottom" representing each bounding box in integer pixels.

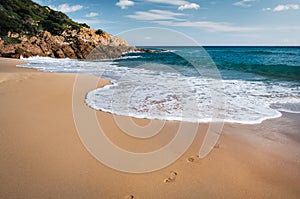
[
  {"left": 19, "top": 54, "right": 300, "bottom": 124},
  {"left": 1, "top": 57, "right": 300, "bottom": 198},
  {"left": 19, "top": 56, "right": 296, "bottom": 126}
]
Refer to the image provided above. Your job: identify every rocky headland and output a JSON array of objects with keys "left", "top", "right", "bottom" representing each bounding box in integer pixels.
[
  {"left": 0, "top": 0, "right": 140, "bottom": 60},
  {"left": 0, "top": 28, "right": 137, "bottom": 59}
]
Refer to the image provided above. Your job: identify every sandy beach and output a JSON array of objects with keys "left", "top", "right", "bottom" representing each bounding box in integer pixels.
[{"left": 0, "top": 57, "right": 300, "bottom": 199}]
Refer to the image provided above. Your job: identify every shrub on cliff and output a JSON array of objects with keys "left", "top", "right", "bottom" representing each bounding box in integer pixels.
[
  {"left": 0, "top": 0, "right": 90, "bottom": 37},
  {"left": 95, "top": 29, "right": 105, "bottom": 36}
]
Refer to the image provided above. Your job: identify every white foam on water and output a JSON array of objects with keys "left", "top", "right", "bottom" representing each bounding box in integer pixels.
[
  {"left": 20, "top": 56, "right": 300, "bottom": 124},
  {"left": 116, "top": 55, "right": 142, "bottom": 60}
]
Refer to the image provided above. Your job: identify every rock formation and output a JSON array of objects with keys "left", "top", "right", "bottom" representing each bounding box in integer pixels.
[
  {"left": 0, "top": 0, "right": 138, "bottom": 59},
  {"left": 0, "top": 27, "right": 137, "bottom": 59}
]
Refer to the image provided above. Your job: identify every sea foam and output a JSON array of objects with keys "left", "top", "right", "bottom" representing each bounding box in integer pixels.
[{"left": 20, "top": 52, "right": 300, "bottom": 124}]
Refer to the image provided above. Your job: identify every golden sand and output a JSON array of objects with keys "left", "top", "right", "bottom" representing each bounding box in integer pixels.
[{"left": 0, "top": 58, "right": 299, "bottom": 198}]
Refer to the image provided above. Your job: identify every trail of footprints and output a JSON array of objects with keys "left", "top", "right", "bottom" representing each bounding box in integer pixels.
[
  {"left": 125, "top": 144, "right": 220, "bottom": 198},
  {"left": 164, "top": 143, "right": 221, "bottom": 183}
]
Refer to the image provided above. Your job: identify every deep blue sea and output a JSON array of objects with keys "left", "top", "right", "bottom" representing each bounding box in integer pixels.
[{"left": 20, "top": 46, "right": 300, "bottom": 124}]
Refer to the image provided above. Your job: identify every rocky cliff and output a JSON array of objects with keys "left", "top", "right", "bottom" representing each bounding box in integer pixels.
[
  {"left": 0, "top": 0, "right": 136, "bottom": 59},
  {"left": 0, "top": 28, "right": 136, "bottom": 59}
]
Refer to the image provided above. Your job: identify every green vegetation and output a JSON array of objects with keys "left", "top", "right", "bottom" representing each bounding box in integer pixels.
[
  {"left": 2, "top": 37, "right": 21, "bottom": 45},
  {"left": 0, "top": 0, "right": 90, "bottom": 37},
  {"left": 95, "top": 29, "right": 104, "bottom": 36}
]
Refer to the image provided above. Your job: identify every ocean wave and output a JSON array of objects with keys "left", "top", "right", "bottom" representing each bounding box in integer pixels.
[
  {"left": 218, "top": 63, "right": 300, "bottom": 81},
  {"left": 19, "top": 50, "right": 300, "bottom": 125},
  {"left": 85, "top": 69, "right": 300, "bottom": 124},
  {"left": 116, "top": 55, "right": 142, "bottom": 60}
]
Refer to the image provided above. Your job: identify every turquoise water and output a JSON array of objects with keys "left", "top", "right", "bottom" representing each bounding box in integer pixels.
[
  {"left": 21, "top": 46, "right": 300, "bottom": 124},
  {"left": 121, "top": 46, "right": 300, "bottom": 81}
]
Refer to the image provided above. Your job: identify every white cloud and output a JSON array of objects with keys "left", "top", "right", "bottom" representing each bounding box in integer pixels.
[
  {"left": 262, "top": 4, "right": 299, "bottom": 12},
  {"left": 127, "top": 7, "right": 259, "bottom": 32},
  {"left": 178, "top": 3, "right": 200, "bottom": 10},
  {"left": 262, "top": 7, "right": 271, "bottom": 11},
  {"left": 270, "top": 26, "right": 300, "bottom": 31},
  {"left": 233, "top": 0, "right": 256, "bottom": 8},
  {"left": 156, "top": 21, "right": 261, "bottom": 32},
  {"left": 116, "top": 0, "right": 135, "bottom": 9},
  {"left": 145, "top": 0, "right": 188, "bottom": 6},
  {"left": 85, "top": 12, "right": 99, "bottom": 17},
  {"left": 145, "top": 0, "right": 200, "bottom": 11},
  {"left": 273, "top": 4, "right": 299, "bottom": 12},
  {"left": 49, "top": 3, "right": 83, "bottom": 13},
  {"left": 127, "top": 9, "right": 184, "bottom": 21}
]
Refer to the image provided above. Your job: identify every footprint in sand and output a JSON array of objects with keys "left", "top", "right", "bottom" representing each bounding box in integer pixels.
[
  {"left": 0, "top": 78, "right": 7, "bottom": 84},
  {"left": 187, "top": 157, "right": 195, "bottom": 163},
  {"left": 124, "top": 194, "right": 134, "bottom": 199},
  {"left": 164, "top": 171, "right": 178, "bottom": 183}
]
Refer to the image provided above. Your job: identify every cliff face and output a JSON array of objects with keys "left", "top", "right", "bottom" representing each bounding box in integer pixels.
[
  {"left": 0, "top": 28, "right": 135, "bottom": 59},
  {"left": 0, "top": 0, "right": 136, "bottom": 59}
]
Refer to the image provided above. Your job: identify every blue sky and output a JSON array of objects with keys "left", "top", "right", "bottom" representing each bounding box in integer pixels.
[{"left": 34, "top": 0, "right": 300, "bottom": 46}]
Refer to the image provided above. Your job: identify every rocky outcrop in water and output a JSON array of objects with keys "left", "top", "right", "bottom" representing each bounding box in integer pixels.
[{"left": 0, "top": 27, "right": 137, "bottom": 59}]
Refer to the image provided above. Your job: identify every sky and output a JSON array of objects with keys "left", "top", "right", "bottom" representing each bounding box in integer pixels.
[{"left": 33, "top": 0, "right": 300, "bottom": 46}]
